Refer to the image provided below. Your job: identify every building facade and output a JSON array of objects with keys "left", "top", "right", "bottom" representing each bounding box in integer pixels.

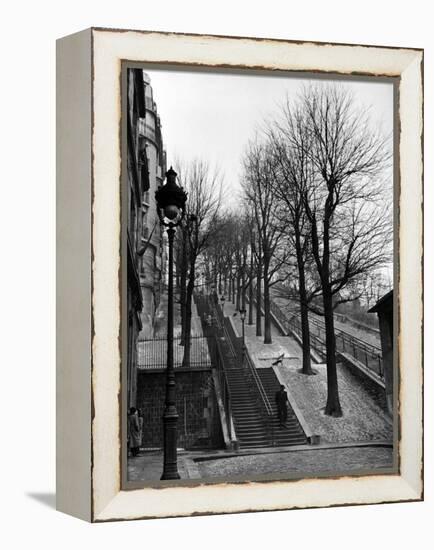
[
  {"left": 126, "top": 69, "right": 165, "bottom": 408},
  {"left": 137, "top": 72, "right": 166, "bottom": 339}
]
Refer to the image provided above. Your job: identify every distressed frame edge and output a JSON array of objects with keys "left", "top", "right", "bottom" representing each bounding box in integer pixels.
[
  {"left": 90, "top": 29, "right": 423, "bottom": 522},
  {"left": 56, "top": 27, "right": 93, "bottom": 522}
]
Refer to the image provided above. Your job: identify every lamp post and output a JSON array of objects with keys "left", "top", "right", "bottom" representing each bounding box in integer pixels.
[
  {"left": 239, "top": 308, "right": 246, "bottom": 365},
  {"left": 155, "top": 167, "right": 187, "bottom": 480}
]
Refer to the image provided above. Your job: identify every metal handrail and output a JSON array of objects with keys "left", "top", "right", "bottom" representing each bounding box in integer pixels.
[
  {"left": 243, "top": 348, "right": 275, "bottom": 446},
  {"left": 194, "top": 293, "right": 235, "bottom": 442},
  {"left": 267, "top": 298, "right": 325, "bottom": 354},
  {"left": 309, "top": 314, "right": 381, "bottom": 353},
  {"left": 202, "top": 292, "right": 276, "bottom": 446},
  {"left": 222, "top": 313, "right": 276, "bottom": 447},
  {"left": 269, "top": 296, "right": 384, "bottom": 379},
  {"left": 222, "top": 317, "right": 238, "bottom": 358},
  {"left": 213, "top": 336, "right": 235, "bottom": 441}
]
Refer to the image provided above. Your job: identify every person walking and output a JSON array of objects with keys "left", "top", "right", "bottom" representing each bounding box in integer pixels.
[
  {"left": 128, "top": 407, "right": 141, "bottom": 457},
  {"left": 138, "top": 408, "right": 144, "bottom": 450},
  {"left": 275, "top": 385, "right": 288, "bottom": 427}
]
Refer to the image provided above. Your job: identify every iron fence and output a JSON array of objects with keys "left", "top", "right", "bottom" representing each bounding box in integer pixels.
[
  {"left": 137, "top": 335, "right": 211, "bottom": 370},
  {"left": 269, "top": 297, "right": 384, "bottom": 379}
]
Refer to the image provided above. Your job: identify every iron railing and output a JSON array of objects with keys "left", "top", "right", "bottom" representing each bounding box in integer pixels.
[
  {"left": 243, "top": 348, "right": 275, "bottom": 446},
  {"left": 137, "top": 335, "right": 211, "bottom": 370},
  {"left": 222, "top": 316, "right": 239, "bottom": 358},
  {"left": 266, "top": 297, "right": 327, "bottom": 357},
  {"left": 269, "top": 297, "right": 384, "bottom": 380},
  {"left": 212, "top": 336, "right": 235, "bottom": 441},
  {"left": 195, "top": 292, "right": 235, "bottom": 443}
]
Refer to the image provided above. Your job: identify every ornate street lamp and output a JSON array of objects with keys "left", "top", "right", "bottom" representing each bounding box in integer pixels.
[
  {"left": 239, "top": 308, "right": 247, "bottom": 364},
  {"left": 155, "top": 167, "right": 187, "bottom": 480}
]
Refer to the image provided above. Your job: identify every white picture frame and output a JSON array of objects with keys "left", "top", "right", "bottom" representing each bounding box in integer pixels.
[{"left": 56, "top": 27, "right": 423, "bottom": 522}]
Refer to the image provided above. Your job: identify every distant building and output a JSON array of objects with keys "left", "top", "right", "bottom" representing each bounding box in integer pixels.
[{"left": 369, "top": 290, "right": 393, "bottom": 414}]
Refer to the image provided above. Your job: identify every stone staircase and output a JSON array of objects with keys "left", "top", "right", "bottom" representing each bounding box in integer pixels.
[
  {"left": 256, "top": 368, "right": 307, "bottom": 446},
  {"left": 214, "top": 332, "right": 268, "bottom": 448},
  {"left": 219, "top": 337, "right": 307, "bottom": 448},
  {"left": 195, "top": 293, "right": 307, "bottom": 449}
]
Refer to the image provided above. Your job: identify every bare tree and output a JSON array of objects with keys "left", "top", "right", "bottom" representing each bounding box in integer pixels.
[
  {"left": 266, "top": 102, "right": 319, "bottom": 375},
  {"left": 242, "top": 140, "right": 287, "bottom": 344},
  {"left": 177, "top": 159, "right": 223, "bottom": 368},
  {"left": 298, "top": 84, "right": 392, "bottom": 416}
]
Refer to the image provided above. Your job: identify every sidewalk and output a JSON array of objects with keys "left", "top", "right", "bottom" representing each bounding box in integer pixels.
[
  {"left": 196, "top": 445, "right": 393, "bottom": 478},
  {"left": 224, "top": 299, "right": 302, "bottom": 367},
  {"left": 127, "top": 442, "right": 394, "bottom": 481}
]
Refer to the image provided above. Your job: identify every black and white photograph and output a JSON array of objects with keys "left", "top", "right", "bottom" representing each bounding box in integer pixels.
[
  {"left": 124, "top": 66, "right": 396, "bottom": 484},
  {"left": 2, "top": 0, "right": 429, "bottom": 539}
]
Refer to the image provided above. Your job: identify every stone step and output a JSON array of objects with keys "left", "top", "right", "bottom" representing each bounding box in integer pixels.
[
  {"left": 238, "top": 435, "right": 271, "bottom": 444},
  {"left": 233, "top": 416, "right": 263, "bottom": 423}
]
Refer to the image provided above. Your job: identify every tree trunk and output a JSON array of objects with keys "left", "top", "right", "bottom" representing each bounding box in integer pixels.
[
  {"left": 295, "top": 238, "right": 314, "bottom": 375},
  {"left": 299, "top": 296, "right": 313, "bottom": 374},
  {"left": 232, "top": 275, "right": 236, "bottom": 303},
  {"left": 263, "top": 259, "right": 272, "bottom": 344},
  {"left": 323, "top": 286, "right": 342, "bottom": 416},
  {"left": 256, "top": 262, "right": 262, "bottom": 337},
  {"left": 248, "top": 254, "right": 254, "bottom": 325},
  {"left": 182, "top": 260, "right": 195, "bottom": 368},
  {"left": 241, "top": 272, "right": 246, "bottom": 311},
  {"left": 179, "top": 230, "right": 188, "bottom": 344},
  {"left": 236, "top": 275, "right": 241, "bottom": 311}
]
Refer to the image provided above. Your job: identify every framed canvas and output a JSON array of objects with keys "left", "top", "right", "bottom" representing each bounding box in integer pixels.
[{"left": 56, "top": 27, "right": 423, "bottom": 522}]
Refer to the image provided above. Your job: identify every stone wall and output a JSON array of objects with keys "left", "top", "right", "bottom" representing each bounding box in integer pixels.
[{"left": 136, "top": 369, "right": 223, "bottom": 450}]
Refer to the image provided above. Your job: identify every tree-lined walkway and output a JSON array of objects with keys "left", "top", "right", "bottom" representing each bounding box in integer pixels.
[
  {"left": 223, "top": 298, "right": 392, "bottom": 445},
  {"left": 224, "top": 299, "right": 302, "bottom": 366}
]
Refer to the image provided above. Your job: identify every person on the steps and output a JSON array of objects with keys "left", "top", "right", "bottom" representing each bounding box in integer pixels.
[{"left": 275, "top": 385, "right": 288, "bottom": 427}]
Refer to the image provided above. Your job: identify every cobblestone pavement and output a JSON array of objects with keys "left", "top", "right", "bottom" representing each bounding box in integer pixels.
[
  {"left": 128, "top": 451, "right": 195, "bottom": 482},
  {"left": 277, "top": 362, "right": 392, "bottom": 443},
  {"left": 128, "top": 445, "right": 393, "bottom": 481},
  {"left": 196, "top": 446, "right": 393, "bottom": 478}
]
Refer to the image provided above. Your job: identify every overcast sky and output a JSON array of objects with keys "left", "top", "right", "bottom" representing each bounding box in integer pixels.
[{"left": 144, "top": 67, "right": 394, "bottom": 201}]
